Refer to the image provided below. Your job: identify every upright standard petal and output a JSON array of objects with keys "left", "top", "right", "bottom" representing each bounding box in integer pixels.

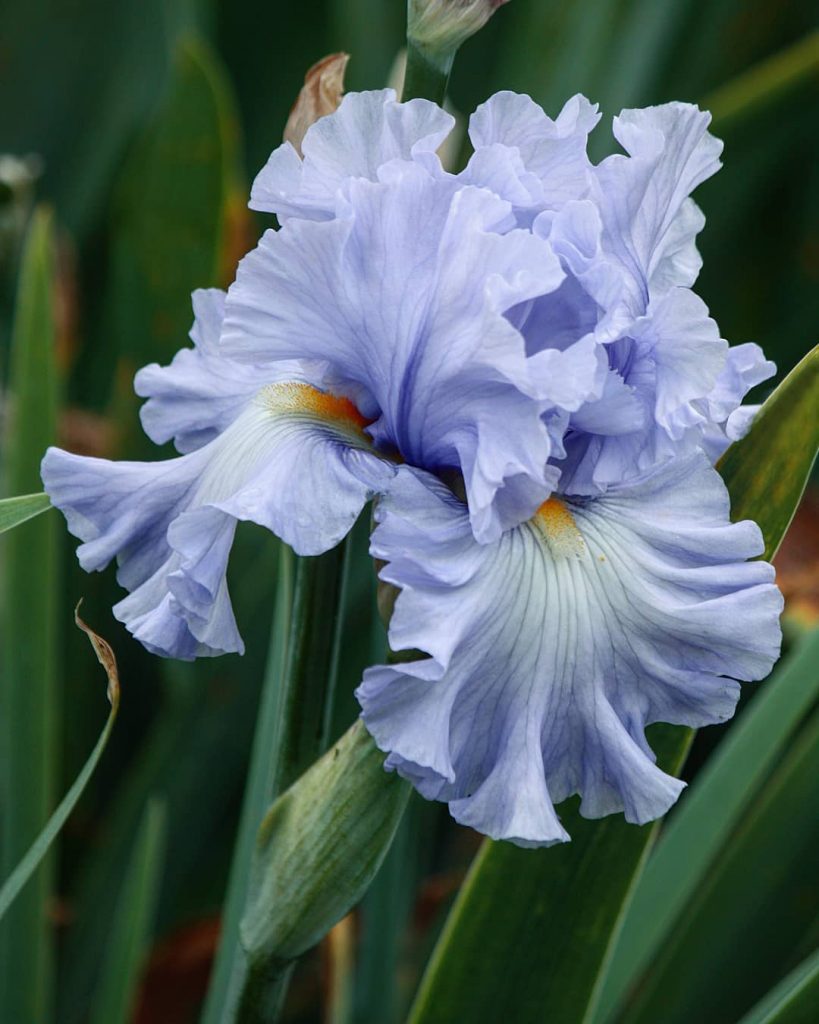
[
  {"left": 357, "top": 456, "right": 782, "bottom": 846},
  {"left": 250, "top": 89, "right": 454, "bottom": 222},
  {"left": 43, "top": 383, "right": 395, "bottom": 658},
  {"left": 464, "top": 92, "right": 600, "bottom": 219},
  {"left": 225, "top": 163, "right": 576, "bottom": 541},
  {"left": 593, "top": 103, "right": 723, "bottom": 311}
]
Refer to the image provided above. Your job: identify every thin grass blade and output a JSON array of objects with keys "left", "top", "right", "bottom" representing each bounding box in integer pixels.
[
  {"left": 0, "top": 205, "right": 60, "bottom": 1022},
  {"left": 88, "top": 799, "right": 167, "bottom": 1024},
  {"left": 0, "top": 609, "right": 120, "bottom": 920},
  {"left": 738, "top": 946, "right": 819, "bottom": 1024},
  {"left": 0, "top": 492, "right": 51, "bottom": 533}
]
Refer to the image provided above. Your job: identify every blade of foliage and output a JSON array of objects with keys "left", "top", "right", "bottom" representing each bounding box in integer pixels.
[
  {"left": 57, "top": 530, "right": 279, "bottom": 1024},
  {"left": 718, "top": 345, "right": 819, "bottom": 561},
  {"left": 407, "top": 727, "right": 692, "bottom": 1024},
  {"left": 96, "top": 31, "right": 240, "bottom": 410},
  {"left": 705, "top": 30, "right": 819, "bottom": 131},
  {"left": 738, "top": 946, "right": 819, "bottom": 1024},
  {"left": 354, "top": 806, "right": 418, "bottom": 1024},
  {"left": 227, "top": 542, "right": 355, "bottom": 1020},
  {"left": 88, "top": 799, "right": 166, "bottom": 1024},
  {"left": 406, "top": 338, "right": 819, "bottom": 1024},
  {"left": 595, "top": 627, "right": 819, "bottom": 1021},
  {"left": 619, "top": 708, "right": 819, "bottom": 1024},
  {"left": 0, "top": 205, "right": 59, "bottom": 1022},
  {"left": 201, "top": 545, "right": 295, "bottom": 1024},
  {"left": 0, "top": 608, "right": 120, "bottom": 921},
  {"left": 238, "top": 721, "right": 411, "bottom": 1023},
  {"left": 0, "top": 492, "right": 51, "bottom": 533}
]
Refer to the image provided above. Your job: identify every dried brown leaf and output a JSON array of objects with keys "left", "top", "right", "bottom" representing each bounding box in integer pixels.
[
  {"left": 74, "top": 601, "right": 120, "bottom": 709},
  {"left": 284, "top": 53, "right": 350, "bottom": 156}
]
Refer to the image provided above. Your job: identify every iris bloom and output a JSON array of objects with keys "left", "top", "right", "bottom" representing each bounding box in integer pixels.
[{"left": 43, "top": 89, "right": 782, "bottom": 844}]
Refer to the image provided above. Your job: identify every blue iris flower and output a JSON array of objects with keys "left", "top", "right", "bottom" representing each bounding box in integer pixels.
[{"left": 42, "top": 89, "right": 782, "bottom": 844}]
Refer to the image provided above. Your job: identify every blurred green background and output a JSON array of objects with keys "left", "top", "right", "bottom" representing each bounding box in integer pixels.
[{"left": 0, "top": 1, "right": 817, "bottom": 1022}]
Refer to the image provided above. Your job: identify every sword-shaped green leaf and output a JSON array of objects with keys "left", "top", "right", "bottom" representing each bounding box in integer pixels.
[
  {"left": 0, "top": 205, "right": 60, "bottom": 1023},
  {"left": 594, "top": 628, "right": 819, "bottom": 1022},
  {"left": 718, "top": 345, "right": 819, "bottom": 560},
  {"left": 407, "top": 346, "right": 819, "bottom": 1024},
  {"left": 88, "top": 799, "right": 166, "bottom": 1024},
  {"left": 738, "top": 946, "right": 819, "bottom": 1024},
  {"left": 0, "top": 492, "right": 51, "bottom": 533}
]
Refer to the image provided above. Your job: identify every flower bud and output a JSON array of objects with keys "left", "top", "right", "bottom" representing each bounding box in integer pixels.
[{"left": 407, "top": 0, "right": 510, "bottom": 71}]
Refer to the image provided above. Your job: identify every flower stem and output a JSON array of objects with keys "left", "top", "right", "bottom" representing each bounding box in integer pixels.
[
  {"left": 402, "top": 40, "right": 452, "bottom": 104},
  {"left": 222, "top": 540, "right": 351, "bottom": 1023}
]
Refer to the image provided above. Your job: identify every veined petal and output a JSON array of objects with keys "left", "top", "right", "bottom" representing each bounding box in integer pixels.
[
  {"left": 250, "top": 89, "right": 454, "bottom": 222},
  {"left": 135, "top": 289, "right": 268, "bottom": 453},
  {"left": 357, "top": 457, "right": 782, "bottom": 846},
  {"left": 225, "top": 164, "right": 572, "bottom": 541},
  {"left": 42, "top": 383, "right": 394, "bottom": 659},
  {"left": 558, "top": 288, "right": 731, "bottom": 493},
  {"left": 593, "top": 103, "right": 723, "bottom": 311},
  {"left": 699, "top": 342, "right": 776, "bottom": 461},
  {"left": 464, "top": 92, "right": 600, "bottom": 218}
]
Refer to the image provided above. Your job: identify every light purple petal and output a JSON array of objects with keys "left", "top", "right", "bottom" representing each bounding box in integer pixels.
[
  {"left": 42, "top": 385, "right": 394, "bottom": 658},
  {"left": 465, "top": 92, "right": 600, "bottom": 217},
  {"left": 357, "top": 457, "right": 782, "bottom": 846},
  {"left": 250, "top": 89, "right": 454, "bottom": 222},
  {"left": 225, "top": 164, "right": 574, "bottom": 541},
  {"left": 593, "top": 103, "right": 723, "bottom": 311},
  {"left": 135, "top": 289, "right": 267, "bottom": 453}
]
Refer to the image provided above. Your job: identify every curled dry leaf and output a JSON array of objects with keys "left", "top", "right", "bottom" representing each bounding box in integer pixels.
[
  {"left": 284, "top": 52, "right": 350, "bottom": 156},
  {"left": 74, "top": 600, "right": 121, "bottom": 710}
]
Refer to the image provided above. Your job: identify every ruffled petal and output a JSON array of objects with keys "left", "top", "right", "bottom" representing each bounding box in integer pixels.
[
  {"left": 135, "top": 289, "right": 267, "bottom": 453},
  {"left": 464, "top": 92, "right": 600, "bottom": 218},
  {"left": 357, "top": 456, "right": 782, "bottom": 846},
  {"left": 42, "top": 384, "right": 394, "bottom": 658},
  {"left": 250, "top": 89, "right": 454, "bottom": 222},
  {"left": 558, "top": 288, "right": 731, "bottom": 493},
  {"left": 593, "top": 103, "right": 723, "bottom": 311},
  {"left": 225, "top": 163, "right": 574, "bottom": 541}
]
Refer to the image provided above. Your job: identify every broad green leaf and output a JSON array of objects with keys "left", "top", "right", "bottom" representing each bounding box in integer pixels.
[
  {"left": 0, "top": 492, "right": 51, "bottom": 533},
  {"left": 89, "top": 799, "right": 166, "bottom": 1024},
  {"left": 738, "top": 946, "right": 819, "bottom": 1024},
  {"left": 0, "top": 609, "right": 120, "bottom": 921},
  {"left": 619, "top": 708, "right": 819, "bottom": 1024},
  {"left": 106, "top": 33, "right": 240, "bottom": 375},
  {"left": 405, "top": 347, "right": 819, "bottom": 1024},
  {"left": 595, "top": 628, "right": 819, "bottom": 1021},
  {"left": 239, "top": 721, "right": 411, "bottom": 1007},
  {"left": 718, "top": 345, "right": 819, "bottom": 561},
  {"left": 407, "top": 727, "right": 692, "bottom": 1024},
  {"left": 201, "top": 545, "right": 295, "bottom": 1024},
  {"left": 0, "top": 205, "right": 59, "bottom": 1022}
]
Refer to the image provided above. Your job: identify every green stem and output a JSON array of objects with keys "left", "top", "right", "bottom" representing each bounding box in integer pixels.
[
  {"left": 706, "top": 30, "right": 819, "bottom": 130},
  {"left": 273, "top": 541, "right": 350, "bottom": 794},
  {"left": 200, "top": 545, "right": 295, "bottom": 1024},
  {"left": 402, "top": 40, "right": 452, "bottom": 104},
  {"left": 227, "top": 539, "right": 352, "bottom": 1022}
]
